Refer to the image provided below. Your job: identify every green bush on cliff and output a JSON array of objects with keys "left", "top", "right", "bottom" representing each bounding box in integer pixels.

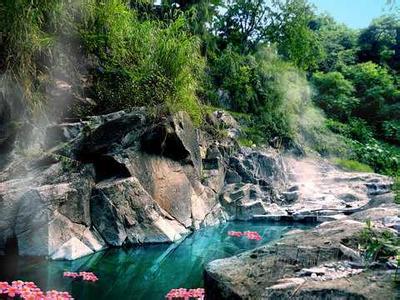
[
  {"left": 0, "top": 0, "right": 86, "bottom": 111},
  {"left": 358, "top": 220, "right": 400, "bottom": 263},
  {"left": 209, "top": 46, "right": 318, "bottom": 146},
  {"left": 81, "top": 1, "right": 204, "bottom": 124},
  {"left": 0, "top": 0, "right": 204, "bottom": 124}
]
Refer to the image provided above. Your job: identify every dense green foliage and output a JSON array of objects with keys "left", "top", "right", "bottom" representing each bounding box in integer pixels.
[
  {"left": 209, "top": 47, "right": 295, "bottom": 143},
  {"left": 1, "top": 0, "right": 399, "bottom": 183},
  {"left": 311, "top": 14, "right": 400, "bottom": 178},
  {"left": 0, "top": 0, "right": 82, "bottom": 110},
  {"left": 81, "top": 2, "right": 204, "bottom": 123}
]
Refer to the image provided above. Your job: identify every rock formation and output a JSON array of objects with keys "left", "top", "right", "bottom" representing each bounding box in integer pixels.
[
  {"left": 0, "top": 109, "right": 230, "bottom": 259},
  {"left": 0, "top": 105, "right": 397, "bottom": 300}
]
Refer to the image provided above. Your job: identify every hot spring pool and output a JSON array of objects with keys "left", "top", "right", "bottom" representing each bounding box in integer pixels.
[{"left": 0, "top": 221, "right": 313, "bottom": 300}]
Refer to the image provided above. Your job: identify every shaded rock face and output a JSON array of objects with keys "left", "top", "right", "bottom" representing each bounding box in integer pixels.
[
  {"left": 219, "top": 148, "right": 288, "bottom": 220},
  {"left": 91, "top": 177, "right": 188, "bottom": 246},
  {"left": 141, "top": 111, "right": 202, "bottom": 174},
  {"left": 0, "top": 109, "right": 227, "bottom": 260}
]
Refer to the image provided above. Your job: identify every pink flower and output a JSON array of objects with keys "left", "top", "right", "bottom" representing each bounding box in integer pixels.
[
  {"left": 243, "top": 231, "right": 262, "bottom": 241},
  {"left": 7, "top": 286, "right": 17, "bottom": 297},
  {"left": 0, "top": 282, "right": 10, "bottom": 294},
  {"left": 0, "top": 280, "right": 73, "bottom": 300},
  {"left": 63, "top": 272, "right": 80, "bottom": 279},
  {"left": 228, "top": 231, "right": 243, "bottom": 237},
  {"left": 79, "top": 272, "right": 99, "bottom": 282},
  {"left": 165, "top": 288, "right": 205, "bottom": 299}
]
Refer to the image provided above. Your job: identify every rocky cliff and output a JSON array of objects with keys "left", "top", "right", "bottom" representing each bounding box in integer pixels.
[{"left": 0, "top": 108, "right": 395, "bottom": 268}]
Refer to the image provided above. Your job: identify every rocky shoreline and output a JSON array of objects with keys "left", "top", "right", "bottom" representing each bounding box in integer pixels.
[{"left": 204, "top": 202, "right": 400, "bottom": 299}]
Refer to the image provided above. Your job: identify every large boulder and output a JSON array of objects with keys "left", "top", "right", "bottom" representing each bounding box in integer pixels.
[
  {"left": 126, "top": 154, "right": 195, "bottom": 227},
  {"left": 228, "top": 148, "right": 288, "bottom": 186},
  {"left": 0, "top": 161, "right": 105, "bottom": 259},
  {"left": 91, "top": 177, "right": 188, "bottom": 246},
  {"left": 220, "top": 183, "right": 278, "bottom": 220},
  {"left": 218, "top": 148, "right": 288, "bottom": 220},
  {"left": 0, "top": 108, "right": 233, "bottom": 260}
]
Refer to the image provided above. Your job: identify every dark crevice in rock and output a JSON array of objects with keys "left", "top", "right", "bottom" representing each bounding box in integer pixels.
[
  {"left": 164, "top": 133, "right": 191, "bottom": 162},
  {"left": 91, "top": 155, "right": 131, "bottom": 183},
  {"left": 141, "top": 125, "right": 191, "bottom": 163},
  {"left": 4, "top": 235, "right": 18, "bottom": 256},
  {"left": 0, "top": 235, "right": 19, "bottom": 281}
]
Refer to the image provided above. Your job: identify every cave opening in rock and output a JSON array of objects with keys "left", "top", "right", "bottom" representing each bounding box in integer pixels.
[
  {"left": 4, "top": 235, "right": 18, "bottom": 256},
  {"left": 0, "top": 235, "right": 19, "bottom": 280},
  {"left": 91, "top": 155, "right": 131, "bottom": 183},
  {"left": 141, "top": 125, "right": 190, "bottom": 163}
]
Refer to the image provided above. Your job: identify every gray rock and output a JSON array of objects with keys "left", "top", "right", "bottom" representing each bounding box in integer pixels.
[
  {"left": 91, "top": 177, "right": 188, "bottom": 246},
  {"left": 213, "top": 111, "right": 239, "bottom": 130},
  {"left": 204, "top": 218, "right": 397, "bottom": 299},
  {"left": 51, "top": 237, "right": 94, "bottom": 260},
  {"left": 141, "top": 112, "right": 202, "bottom": 174},
  {"left": 282, "top": 190, "right": 299, "bottom": 203},
  {"left": 225, "top": 169, "right": 241, "bottom": 184}
]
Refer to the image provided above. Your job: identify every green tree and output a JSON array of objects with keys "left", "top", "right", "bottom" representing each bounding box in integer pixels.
[
  {"left": 313, "top": 15, "right": 359, "bottom": 72},
  {"left": 213, "top": 0, "right": 271, "bottom": 53},
  {"left": 267, "top": 0, "right": 322, "bottom": 70},
  {"left": 344, "top": 62, "right": 397, "bottom": 124},
  {"left": 161, "top": 0, "right": 222, "bottom": 54},
  {"left": 213, "top": 0, "right": 320, "bottom": 69},
  {"left": 312, "top": 72, "right": 358, "bottom": 121},
  {"left": 358, "top": 15, "right": 400, "bottom": 70}
]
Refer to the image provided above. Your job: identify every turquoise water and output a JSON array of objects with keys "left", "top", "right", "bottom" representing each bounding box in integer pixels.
[{"left": 0, "top": 222, "right": 312, "bottom": 300}]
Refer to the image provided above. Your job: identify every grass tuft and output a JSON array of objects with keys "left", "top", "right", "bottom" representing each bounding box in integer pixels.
[{"left": 333, "top": 158, "right": 374, "bottom": 173}]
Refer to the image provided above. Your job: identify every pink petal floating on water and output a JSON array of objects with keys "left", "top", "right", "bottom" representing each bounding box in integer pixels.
[
  {"left": 228, "top": 230, "right": 262, "bottom": 240},
  {"left": 165, "top": 288, "right": 205, "bottom": 300},
  {"left": 0, "top": 280, "right": 73, "bottom": 300},
  {"left": 64, "top": 271, "right": 98, "bottom": 282},
  {"left": 227, "top": 231, "right": 243, "bottom": 237},
  {"left": 243, "top": 231, "right": 262, "bottom": 241}
]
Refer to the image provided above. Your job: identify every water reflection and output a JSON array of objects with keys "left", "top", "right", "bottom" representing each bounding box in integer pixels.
[{"left": 0, "top": 222, "right": 313, "bottom": 300}]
